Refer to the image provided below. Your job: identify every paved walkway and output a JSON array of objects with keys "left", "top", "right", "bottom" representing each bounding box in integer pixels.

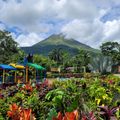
[{"left": 114, "top": 74, "right": 120, "bottom": 77}]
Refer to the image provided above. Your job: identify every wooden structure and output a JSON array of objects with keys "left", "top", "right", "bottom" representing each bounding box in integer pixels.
[
  {"left": 51, "top": 67, "right": 60, "bottom": 72},
  {"left": 0, "top": 62, "right": 46, "bottom": 83},
  {"left": 26, "top": 63, "right": 46, "bottom": 82},
  {"left": 0, "top": 64, "right": 16, "bottom": 83},
  {"left": 9, "top": 63, "right": 25, "bottom": 83}
]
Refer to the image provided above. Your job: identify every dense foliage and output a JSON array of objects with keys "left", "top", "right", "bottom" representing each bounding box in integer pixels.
[
  {"left": 100, "top": 42, "right": 120, "bottom": 64},
  {"left": 0, "top": 75, "right": 120, "bottom": 120},
  {"left": 0, "top": 30, "right": 120, "bottom": 120},
  {"left": 0, "top": 31, "right": 18, "bottom": 63},
  {"left": 0, "top": 30, "right": 24, "bottom": 64}
]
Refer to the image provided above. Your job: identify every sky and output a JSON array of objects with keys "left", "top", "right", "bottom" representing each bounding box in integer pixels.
[{"left": 0, "top": 0, "right": 120, "bottom": 48}]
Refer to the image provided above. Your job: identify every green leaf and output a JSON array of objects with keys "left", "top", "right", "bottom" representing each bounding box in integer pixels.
[
  {"left": 66, "top": 100, "right": 78, "bottom": 112},
  {"left": 52, "top": 95, "right": 63, "bottom": 103},
  {"left": 46, "top": 108, "right": 57, "bottom": 120}
]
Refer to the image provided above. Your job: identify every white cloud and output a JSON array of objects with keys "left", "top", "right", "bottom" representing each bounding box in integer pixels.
[
  {"left": 0, "top": 0, "right": 55, "bottom": 33},
  {"left": 103, "top": 20, "right": 120, "bottom": 42},
  {"left": 15, "top": 33, "right": 43, "bottom": 47},
  {"left": 61, "top": 18, "right": 120, "bottom": 48},
  {"left": 0, "top": 0, "right": 120, "bottom": 48},
  {"left": 0, "top": 0, "right": 99, "bottom": 31},
  {"left": 61, "top": 18, "right": 104, "bottom": 48},
  {"left": 56, "top": 0, "right": 98, "bottom": 21}
]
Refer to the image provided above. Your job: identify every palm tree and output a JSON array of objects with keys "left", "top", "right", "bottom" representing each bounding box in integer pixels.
[
  {"left": 89, "top": 55, "right": 113, "bottom": 74},
  {"left": 48, "top": 48, "right": 64, "bottom": 65},
  {"left": 72, "top": 50, "right": 91, "bottom": 72}
]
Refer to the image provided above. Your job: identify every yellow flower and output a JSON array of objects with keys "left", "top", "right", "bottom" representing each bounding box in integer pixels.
[
  {"left": 102, "top": 94, "right": 108, "bottom": 99},
  {"left": 96, "top": 99, "right": 101, "bottom": 105},
  {"left": 102, "top": 104, "right": 104, "bottom": 106}
]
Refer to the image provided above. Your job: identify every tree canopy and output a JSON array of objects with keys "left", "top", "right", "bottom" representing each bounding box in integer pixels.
[
  {"left": 48, "top": 48, "right": 65, "bottom": 65},
  {"left": 0, "top": 30, "right": 19, "bottom": 63},
  {"left": 100, "top": 42, "right": 120, "bottom": 64}
]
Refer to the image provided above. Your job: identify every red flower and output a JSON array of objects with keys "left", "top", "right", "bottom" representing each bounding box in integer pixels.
[
  {"left": 109, "top": 80, "right": 113, "bottom": 84},
  {"left": 24, "top": 84, "right": 33, "bottom": 92}
]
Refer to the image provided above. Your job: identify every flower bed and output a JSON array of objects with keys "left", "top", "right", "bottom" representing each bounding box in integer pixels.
[{"left": 0, "top": 75, "right": 120, "bottom": 120}]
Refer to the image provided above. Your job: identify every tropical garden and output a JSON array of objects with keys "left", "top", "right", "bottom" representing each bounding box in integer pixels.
[{"left": 0, "top": 30, "right": 120, "bottom": 120}]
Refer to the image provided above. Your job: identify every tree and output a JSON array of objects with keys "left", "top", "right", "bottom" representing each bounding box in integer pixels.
[
  {"left": 11, "top": 50, "right": 26, "bottom": 63},
  {"left": 34, "top": 54, "right": 56, "bottom": 71},
  {"left": 72, "top": 50, "right": 91, "bottom": 72},
  {"left": 100, "top": 42, "right": 120, "bottom": 63},
  {"left": 0, "top": 30, "right": 19, "bottom": 63},
  {"left": 48, "top": 48, "right": 64, "bottom": 65}
]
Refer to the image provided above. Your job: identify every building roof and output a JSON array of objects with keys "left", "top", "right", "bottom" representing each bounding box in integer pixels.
[
  {"left": 9, "top": 63, "right": 25, "bottom": 69},
  {"left": 27, "top": 63, "right": 45, "bottom": 70},
  {"left": 0, "top": 64, "right": 16, "bottom": 70}
]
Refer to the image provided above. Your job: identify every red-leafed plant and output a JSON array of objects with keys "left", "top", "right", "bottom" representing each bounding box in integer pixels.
[
  {"left": 98, "top": 106, "right": 118, "bottom": 120},
  {"left": 52, "top": 110, "right": 78, "bottom": 120},
  {"left": 41, "top": 80, "right": 49, "bottom": 88},
  {"left": 52, "top": 112, "right": 63, "bottom": 120},
  {"left": 20, "top": 108, "right": 36, "bottom": 120},
  {"left": 24, "top": 84, "right": 33, "bottom": 92},
  {"left": 7, "top": 103, "right": 36, "bottom": 120},
  {"left": 7, "top": 103, "right": 21, "bottom": 120},
  {"left": 82, "top": 112, "right": 96, "bottom": 120},
  {"left": 0, "top": 93, "right": 4, "bottom": 99}
]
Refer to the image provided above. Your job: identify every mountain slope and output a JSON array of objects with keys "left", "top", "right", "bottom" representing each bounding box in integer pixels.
[{"left": 21, "top": 34, "right": 100, "bottom": 56}]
